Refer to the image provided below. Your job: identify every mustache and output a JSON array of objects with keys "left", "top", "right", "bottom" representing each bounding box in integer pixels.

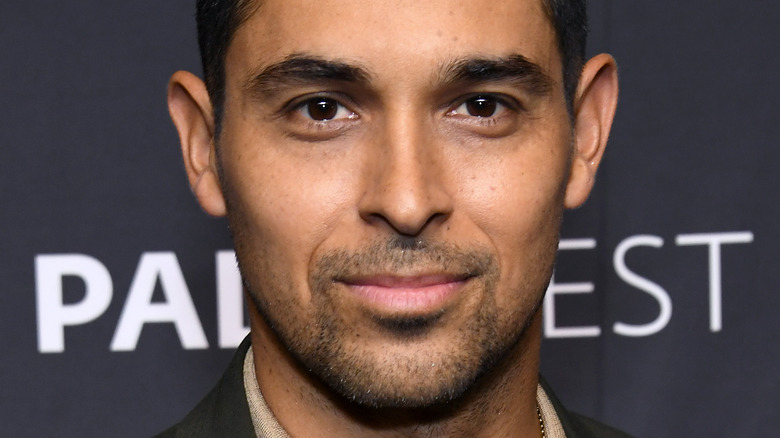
[{"left": 310, "top": 236, "right": 496, "bottom": 287}]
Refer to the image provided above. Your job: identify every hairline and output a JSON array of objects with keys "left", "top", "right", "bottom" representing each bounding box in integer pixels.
[{"left": 204, "top": 0, "right": 583, "bottom": 136}]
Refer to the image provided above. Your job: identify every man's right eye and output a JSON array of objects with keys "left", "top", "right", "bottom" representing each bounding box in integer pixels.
[{"left": 298, "top": 97, "right": 356, "bottom": 121}]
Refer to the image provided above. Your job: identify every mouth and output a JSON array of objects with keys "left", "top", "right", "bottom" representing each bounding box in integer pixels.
[{"left": 337, "top": 273, "right": 473, "bottom": 316}]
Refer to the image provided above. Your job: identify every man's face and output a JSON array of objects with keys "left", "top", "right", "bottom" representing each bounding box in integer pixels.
[{"left": 218, "top": 0, "right": 575, "bottom": 407}]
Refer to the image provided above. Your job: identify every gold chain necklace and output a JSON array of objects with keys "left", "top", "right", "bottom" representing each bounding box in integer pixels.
[{"left": 536, "top": 404, "right": 546, "bottom": 438}]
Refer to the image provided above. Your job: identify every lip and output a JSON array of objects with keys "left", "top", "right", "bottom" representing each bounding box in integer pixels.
[{"left": 339, "top": 273, "right": 469, "bottom": 315}]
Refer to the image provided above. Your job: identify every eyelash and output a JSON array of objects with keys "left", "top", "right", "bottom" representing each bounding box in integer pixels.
[
  {"left": 274, "top": 94, "right": 360, "bottom": 140},
  {"left": 446, "top": 94, "right": 521, "bottom": 122},
  {"left": 277, "top": 91, "right": 523, "bottom": 140},
  {"left": 284, "top": 94, "right": 358, "bottom": 122}
]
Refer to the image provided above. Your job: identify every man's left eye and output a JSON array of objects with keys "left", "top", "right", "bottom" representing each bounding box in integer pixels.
[
  {"left": 298, "top": 97, "right": 356, "bottom": 121},
  {"left": 450, "top": 95, "right": 507, "bottom": 118}
]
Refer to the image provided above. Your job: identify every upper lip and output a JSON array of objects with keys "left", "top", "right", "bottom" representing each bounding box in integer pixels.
[{"left": 338, "top": 273, "right": 471, "bottom": 288}]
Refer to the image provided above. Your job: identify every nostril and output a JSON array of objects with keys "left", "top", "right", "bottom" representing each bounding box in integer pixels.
[{"left": 361, "top": 209, "right": 452, "bottom": 238}]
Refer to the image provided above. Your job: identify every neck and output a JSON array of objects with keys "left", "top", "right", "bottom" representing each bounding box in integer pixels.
[{"left": 249, "top": 303, "right": 544, "bottom": 438}]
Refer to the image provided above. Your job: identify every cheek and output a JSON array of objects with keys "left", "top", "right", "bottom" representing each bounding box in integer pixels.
[
  {"left": 454, "top": 138, "right": 570, "bottom": 302},
  {"left": 451, "top": 109, "right": 573, "bottom": 238},
  {"left": 473, "top": 171, "right": 565, "bottom": 289},
  {"left": 218, "top": 130, "right": 357, "bottom": 293},
  {"left": 462, "top": 149, "right": 569, "bottom": 245}
]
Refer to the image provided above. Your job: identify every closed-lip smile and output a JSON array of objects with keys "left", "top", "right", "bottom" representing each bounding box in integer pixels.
[{"left": 338, "top": 273, "right": 471, "bottom": 315}]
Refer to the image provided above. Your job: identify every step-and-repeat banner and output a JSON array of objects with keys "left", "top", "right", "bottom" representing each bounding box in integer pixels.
[{"left": 3, "top": 1, "right": 777, "bottom": 436}]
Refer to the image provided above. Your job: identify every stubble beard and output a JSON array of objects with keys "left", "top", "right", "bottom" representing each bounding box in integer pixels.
[{"left": 239, "top": 236, "right": 548, "bottom": 410}]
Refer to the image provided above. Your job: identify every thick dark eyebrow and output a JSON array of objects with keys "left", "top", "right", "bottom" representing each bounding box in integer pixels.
[
  {"left": 244, "top": 54, "right": 371, "bottom": 98},
  {"left": 440, "top": 55, "right": 554, "bottom": 95}
]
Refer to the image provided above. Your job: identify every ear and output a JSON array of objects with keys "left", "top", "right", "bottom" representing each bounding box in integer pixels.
[
  {"left": 564, "top": 53, "right": 619, "bottom": 208},
  {"left": 167, "top": 71, "right": 227, "bottom": 216}
]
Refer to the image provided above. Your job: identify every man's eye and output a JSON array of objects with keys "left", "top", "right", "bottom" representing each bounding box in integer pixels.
[
  {"left": 298, "top": 97, "right": 356, "bottom": 121},
  {"left": 450, "top": 95, "right": 508, "bottom": 118}
]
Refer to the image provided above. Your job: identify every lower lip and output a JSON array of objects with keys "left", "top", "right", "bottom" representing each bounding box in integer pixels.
[{"left": 344, "top": 279, "right": 464, "bottom": 314}]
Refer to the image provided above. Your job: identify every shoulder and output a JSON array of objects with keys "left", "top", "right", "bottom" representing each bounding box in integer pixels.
[
  {"left": 566, "top": 412, "right": 634, "bottom": 438},
  {"left": 539, "top": 376, "right": 634, "bottom": 438},
  {"left": 153, "top": 336, "right": 256, "bottom": 438}
]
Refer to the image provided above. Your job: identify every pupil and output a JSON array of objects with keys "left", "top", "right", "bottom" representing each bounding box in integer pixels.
[
  {"left": 466, "top": 97, "right": 496, "bottom": 117},
  {"left": 308, "top": 99, "right": 338, "bottom": 120}
]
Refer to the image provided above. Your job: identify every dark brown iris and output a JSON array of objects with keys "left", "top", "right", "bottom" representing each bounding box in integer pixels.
[
  {"left": 307, "top": 98, "right": 339, "bottom": 120},
  {"left": 465, "top": 96, "right": 497, "bottom": 117}
]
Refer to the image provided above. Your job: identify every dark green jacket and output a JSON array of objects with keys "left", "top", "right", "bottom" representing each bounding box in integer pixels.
[{"left": 156, "top": 337, "right": 632, "bottom": 437}]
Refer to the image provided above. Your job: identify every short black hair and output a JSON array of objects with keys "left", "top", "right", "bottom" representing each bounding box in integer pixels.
[
  {"left": 195, "top": 0, "right": 587, "bottom": 132},
  {"left": 542, "top": 0, "right": 588, "bottom": 111}
]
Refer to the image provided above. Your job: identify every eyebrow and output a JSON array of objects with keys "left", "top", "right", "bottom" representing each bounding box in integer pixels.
[
  {"left": 439, "top": 55, "right": 554, "bottom": 95},
  {"left": 244, "top": 53, "right": 371, "bottom": 98},
  {"left": 244, "top": 53, "right": 553, "bottom": 100}
]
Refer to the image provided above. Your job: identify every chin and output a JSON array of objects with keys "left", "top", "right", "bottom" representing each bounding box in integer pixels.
[{"left": 300, "top": 306, "right": 536, "bottom": 412}]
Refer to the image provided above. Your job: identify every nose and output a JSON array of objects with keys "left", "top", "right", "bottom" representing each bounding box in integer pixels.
[{"left": 358, "top": 112, "right": 453, "bottom": 236}]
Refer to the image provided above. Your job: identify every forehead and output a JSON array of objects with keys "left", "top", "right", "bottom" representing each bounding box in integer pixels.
[{"left": 226, "top": 0, "right": 559, "bottom": 86}]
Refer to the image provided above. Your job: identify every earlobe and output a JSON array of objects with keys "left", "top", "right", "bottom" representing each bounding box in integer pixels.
[
  {"left": 167, "top": 71, "right": 227, "bottom": 217},
  {"left": 564, "top": 53, "right": 619, "bottom": 209}
]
